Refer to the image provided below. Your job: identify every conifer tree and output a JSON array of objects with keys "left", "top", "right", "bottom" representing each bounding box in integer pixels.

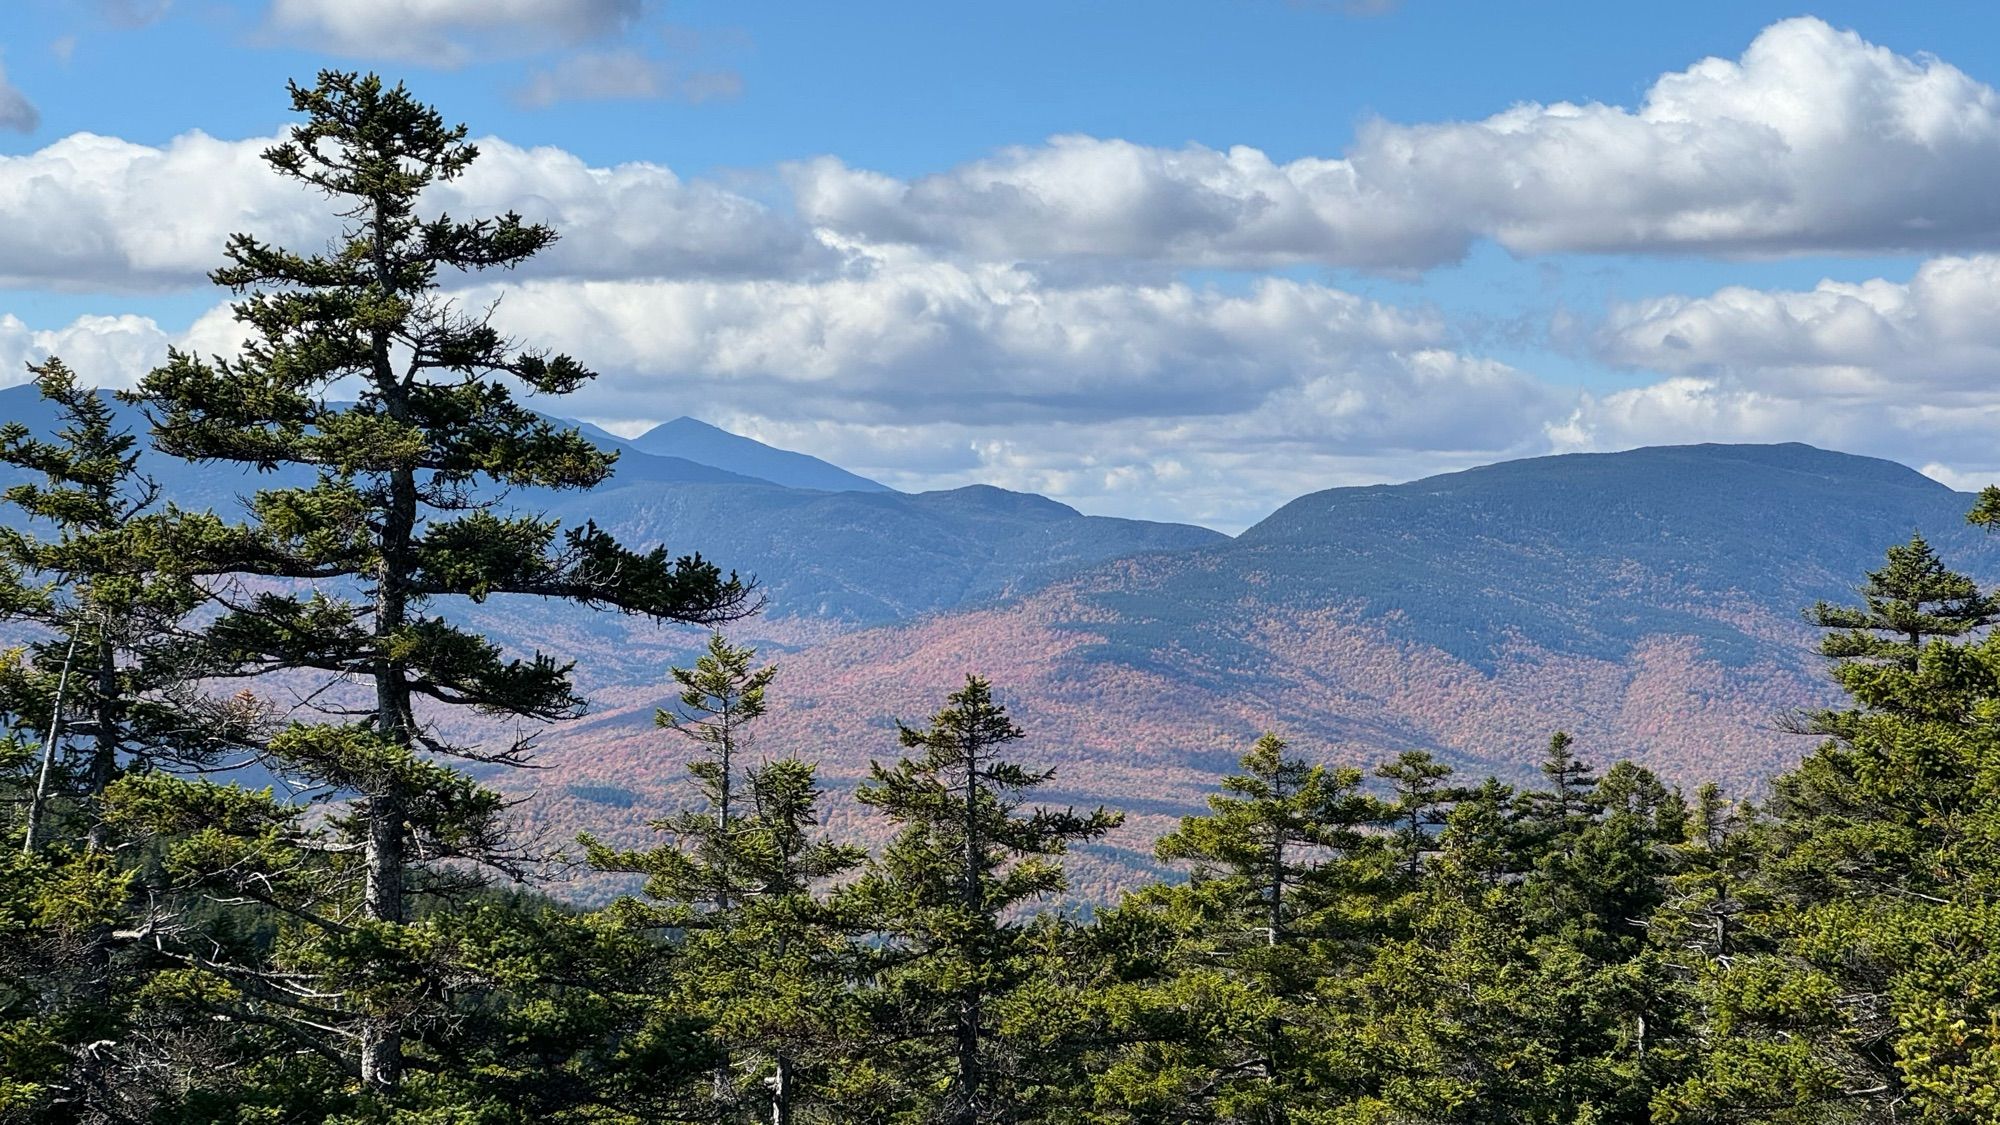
[
  {"left": 1374, "top": 749, "right": 1469, "bottom": 879},
  {"left": 115, "top": 70, "right": 751, "bottom": 1100},
  {"left": 1809, "top": 531, "right": 1998, "bottom": 672},
  {"left": 661, "top": 632, "right": 779, "bottom": 901},
  {"left": 847, "top": 675, "right": 1119, "bottom": 1125},
  {"left": 0, "top": 359, "right": 255, "bottom": 1123},
  {"left": 1343, "top": 748, "right": 1684, "bottom": 1123},
  {"left": 1657, "top": 533, "right": 2000, "bottom": 1121},
  {"left": 1517, "top": 730, "right": 1601, "bottom": 844},
  {"left": 1104, "top": 733, "right": 1389, "bottom": 1122},
  {"left": 588, "top": 637, "right": 862, "bottom": 1124},
  {"left": 0, "top": 358, "right": 222, "bottom": 851}
]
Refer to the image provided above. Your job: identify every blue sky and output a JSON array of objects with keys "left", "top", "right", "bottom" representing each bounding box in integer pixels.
[{"left": 5, "top": 1, "right": 2000, "bottom": 529}]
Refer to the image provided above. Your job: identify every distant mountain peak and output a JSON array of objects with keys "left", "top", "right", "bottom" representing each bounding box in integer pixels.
[
  {"left": 1241, "top": 441, "right": 1969, "bottom": 555},
  {"left": 627, "top": 417, "right": 891, "bottom": 493},
  {"left": 915, "top": 484, "right": 1081, "bottom": 519}
]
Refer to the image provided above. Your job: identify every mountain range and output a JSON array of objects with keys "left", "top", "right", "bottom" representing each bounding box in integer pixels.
[{"left": 1, "top": 383, "right": 1987, "bottom": 896}]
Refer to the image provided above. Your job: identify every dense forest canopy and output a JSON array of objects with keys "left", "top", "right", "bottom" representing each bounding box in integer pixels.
[{"left": 7, "top": 72, "right": 2000, "bottom": 1125}]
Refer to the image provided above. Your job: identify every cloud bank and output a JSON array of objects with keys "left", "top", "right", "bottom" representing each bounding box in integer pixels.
[
  {"left": 12, "top": 16, "right": 2000, "bottom": 524},
  {"left": 0, "top": 131, "right": 829, "bottom": 291},
  {"left": 792, "top": 18, "right": 2000, "bottom": 270}
]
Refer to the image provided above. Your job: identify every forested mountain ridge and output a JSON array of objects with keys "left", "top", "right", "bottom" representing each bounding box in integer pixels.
[
  {"left": 0, "top": 374, "right": 1975, "bottom": 824},
  {"left": 501, "top": 440, "right": 2000, "bottom": 900},
  {"left": 0, "top": 374, "right": 1973, "bottom": 829},
  {"left": 0, "top": 382, "right": 1224, "bottom": 627}
]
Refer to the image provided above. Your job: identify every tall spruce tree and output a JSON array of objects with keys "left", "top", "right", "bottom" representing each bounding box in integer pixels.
[
  {"left": 847, "top": 676, "right": 1119, "bottom": 1125},
  {"left": 1101, "top": 733, "right": 1390, "bottom": 1122},
  {"left": 118, "top": 71, "right": 750, "bottom": 1098},
  {"left": 587, "top": 636, "right": 862, "bottom": 1124},
  {"left": 1658, "top": 534, "right": 2000, "bottom": 1122}
]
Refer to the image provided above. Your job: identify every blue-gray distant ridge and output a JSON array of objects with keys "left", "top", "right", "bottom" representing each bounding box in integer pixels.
[{"left": 628, "top": 417, "right": 891, "bottom": 493}]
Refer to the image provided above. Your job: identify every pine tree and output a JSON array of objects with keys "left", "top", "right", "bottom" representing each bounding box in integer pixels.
[
  {"left": 1809, "top": 531, "right": 1998, "bottom": 672},
  {"left": 846, "top": 676, "right": 1119, "bottom": 1125},
  {"left": 112, "top": 70, "right": 751, "bottom": 1102},
  {"left": 1342, "top": 751, "right": 1685, "bottom": 1124},
  {"left": 587, "top": 637, "right": 862, "bottom": 1124},
  {"left": 1657, "top": 534, "right": 2000, "bottom": 1122},
  {"left": 1517, "top": 730, "right": 1601, "bottom": 843},
  {"left": 1097, "top": 732, "right": 1389, "bottom": 1122},
  {"left": 662, "top": 632, "right": 780, "bottom": 906},
  {"left": 1375, "top": 749, "right": 1469, "bottom": 880},
  {"left": 0, "top": 358, "right": 224, "bottom": 851}
]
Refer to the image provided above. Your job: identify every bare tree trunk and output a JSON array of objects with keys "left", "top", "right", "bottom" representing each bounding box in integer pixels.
[
  {"left": 360, "top": 214, "right": 416, "bottom": 1086},
  {"left": 85, "top": 638, "right": 119, "bottom": 853},
  {"left": 21, "top": 632, "right": 79, "bottom": 854},
  {"left": 771, "top": 1052, "right": 793, "bottom": 1125}
]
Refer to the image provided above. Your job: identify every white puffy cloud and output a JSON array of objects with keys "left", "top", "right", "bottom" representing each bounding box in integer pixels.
[
  {"left": 262, "top": 0, "right": 642, "bottom": 66},
  {"left": 458, "top": 255, "right": 1561, "bottom": 528},
  {"left": 1594, "top": 255, "right": 2000, "bottom": 395},
  {"left": 0, "top": 130, "right": 829, "bottom": 290},
  {"left": 0, "top": 62, "right": 39, "bottom": 133},
  {"left": 0, "top": 312, "right": 173, "bottom": 388},
  {"left": 0, "top": 260, "right": 1563, "bottom": 531},
  {"left": 1557, "top": 254, "right": 2000, "bottom": 481},
  {"left": 16, "top": 17, "right": 2000, "bottom": 292},
  {"left": 792, "top": 17, "right": 2000, "bottom": 270},
  {"left": 469, "top": 253, "right": 1547, "bottom": 429}
]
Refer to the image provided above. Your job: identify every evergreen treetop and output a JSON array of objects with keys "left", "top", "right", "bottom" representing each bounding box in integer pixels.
[{"left": 113, "top": 69, "right": 755, "bottom": 1097}]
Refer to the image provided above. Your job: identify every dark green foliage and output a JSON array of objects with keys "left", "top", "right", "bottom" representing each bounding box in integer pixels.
[
  {"left": 1809, "top": 531, "right": 2000, "bottom": 673},
  {"left": 1653, "top": 533, "right": 2000, "bottom": 1123},
  {"left": 847, "top": 676, "right": 1121, "bottom": 1124},
  {"left": 587, "top": 635, "right": 865, "bottom": 1124},
  {"left": 91, "top": 68, "right": 751, "bottom": 1109},
  {"left": 1078, "top": 733, "right": 1392, "bottom": 1122}
]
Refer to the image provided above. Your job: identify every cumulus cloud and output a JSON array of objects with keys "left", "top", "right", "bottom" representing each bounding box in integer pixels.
[
  {"left": 451, "top": 255, "right": 1562, "bottom": 526},
  {"left": 1594, "top": 256, "right": 2000, "bottom": 396},
  {"left": 19, "top": 17, "right": 2000, "bottom": 290},
  {"left": 0, "top": 63, "right": 38, "bottom": 133},
  {"left": 1556, "top": 255, "right": 2000, "bottom": 482},
  {"left": 0, "top": 312, "right": 172, "bottom": 389},
  {"left": 792, "top": 18, "right": 2000, "bottom": 270},
  {"left": 262, "top": 0, "right": 642, "bottom": 66},
  {"left": 0, "top": 257, "right": 1562, "bottom": 530},
  {"left": 0, "top": 130, "right": 829, "bottom": 290},
  {"left": 466, "top": 255, "right": 1533, "bottom": 425},
  {"left": 512, "top": 48, "right": 742, "bottom": 108}
]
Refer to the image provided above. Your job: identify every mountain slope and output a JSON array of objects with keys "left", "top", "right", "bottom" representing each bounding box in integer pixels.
[
  {"left": 628, "top": 416, "right": 890, "bottom": 493},
  {"left": 0, "top": 384, "right": 1220, "bottom": 631},
  {"left": 545, "top": 479, "right": 1226, "bottom": 626},
  {"left": 505, "top": 443, "right": 2000, "bottom": 899}
]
